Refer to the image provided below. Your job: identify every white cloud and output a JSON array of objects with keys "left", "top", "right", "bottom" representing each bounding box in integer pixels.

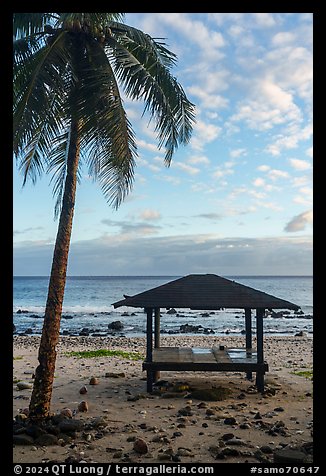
[
  {"left": 187, "top": 86, "right": 228, "bottom": 110},
  {"left": 292, "top": 176, "right": 311, "bottom": 188},
  {"left": 190, "top": 119, "right": 222, "bottom": 151},
  {"left": 160, "top": 175, "right": 181, "bottom": 186},
  {"left": 284, "top": 210, "right": 313, "bottom": 232},
  {"left": 259, "top": 201, "right": 283, "bottom": 212},
  {"left": 261, "top": 79, "right": 294, "bottom": 111},
  {"left": 268, "top": 169, "right": 289, "bottom": 181},
  {"left": 253, "top": 178, "right": 266, "bottom": 187},
  {"left": 264, "top": 46, "right": 312, "bottom": 101},
  {"left": 213, "top": 168, "right": 234, "bottom": 179},
  {"left": 257, "top": 165, "right": 271, "bottom": 172},
  {"left": 231, "top": 78, "right": 302, "bottom": 131},
  {"left": 173, "top": 162, "right": 200, "bottom": 175},
  {"left": 293, "top": 186, "right": 313, "bottom": 206},
  {"left": 101, "top": 218, "right": 161, "bottom": 237},
  {"left": 137, "top": 138, "right": 161, "bottom": 153},
  {"left": 272, "top": 31, "right": 296, "bottom": 46},
  {"left": 265, "top": 123, "right": 312, "bottom": 155},
  {"left": 14, "top": 232, "right": 313, "bottom": 276},
  {"left": 229, "top": 148, "right": 247, "bottom": 158},
  {"left": 138, "top": 209, "right": 161, "bottom": 221},
  {"left": 156, "top": 13, "right": 225, "bottom": 61},
  {"left": 187, "top": 155, "right": 210, "bottom": 165},
  {"left": 251, "top": 13, "right": 276, "bottom": 28},
  {"left": 289, "top": 158, "right": 312, "bottom": 171}
]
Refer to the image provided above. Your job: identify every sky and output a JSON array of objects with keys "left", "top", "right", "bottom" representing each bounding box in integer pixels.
[{"left": 13, "top": 12, "right": 313, "bottom": 276}]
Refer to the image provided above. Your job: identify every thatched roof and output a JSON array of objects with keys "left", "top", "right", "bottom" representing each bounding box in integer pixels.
[{"left": 113, "top": 274, "right": 300, "bottom": 311}]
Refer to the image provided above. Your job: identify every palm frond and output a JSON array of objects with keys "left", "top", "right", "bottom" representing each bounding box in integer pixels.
[
  {"left": 47, "top": 128, "right": 82, "bottom": 219},
  {"left": 13, "top": 13, "right": 57, "bottom": 38},
  {"left": 105, "top": 34, "right": 195, "bottom": 164},
  {"left": 109, "top": 22, "right": 177, "bottom": 68},
  {"left": 14, "top": 30, "right": 74, "bottom": 168},
  {"left": 75, "top": 37, "right": 137, "bottom": 208}
]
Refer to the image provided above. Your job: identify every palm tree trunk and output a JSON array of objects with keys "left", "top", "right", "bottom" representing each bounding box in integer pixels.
[{"left": 29, "top": 118, "right": 80, "bottom": 420}]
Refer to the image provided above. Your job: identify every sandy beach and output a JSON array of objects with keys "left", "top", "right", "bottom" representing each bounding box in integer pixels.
[{"left": 13, "top": 334, "right": 313, "bottom": 464}]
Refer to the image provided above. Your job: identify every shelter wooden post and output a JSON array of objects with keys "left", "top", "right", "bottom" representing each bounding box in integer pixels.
[
  {"left": 146, "top": 308, "right": 154, "bottom": 392},
  {"left": 255, "top": 308, "right": 265, "bottom": 392},
  {"left": 154, "top": 308, "right": 161, "bottom": 382},
  {"left": 245, "top": 308, "right": 252, "bottom": 380}
]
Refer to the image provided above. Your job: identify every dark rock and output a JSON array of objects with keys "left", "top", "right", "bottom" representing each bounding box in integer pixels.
[
  {"left": 16, "top": 381, "right": 33, "bottom": 390},
  {"left": 51, "top": 414, "right": 66, "bottom": 425},
  {"left": 79, "top": 328, "right": 90, "bottom": 336},
  {"left": 133, "top": 438, "right": 148, "bottom": 454},
  {"left": 35, "top": 433, "right": 59, "bottom": 446},
  {"left": 13, "top": 425, "right": 28, "bottom": 435},
  {"left": 78, "top": 401, "right": 89, "bottom": 412},
  {"left": 260, "top": 445, "right": 274, "bottom": 454},
  {"left": 254, "top": 449, "right": 271, "bottom": 463},
  {"left": 274, "top": 448, "right": 308, "bottom": 464},
  {"left": 254, "top": 412, "right": 262, "bottom": 419},
  {"left": 221, "top": 433, "right": 235, "bottom": 441},
  {"left": 24, "top": 328, "right": 33, "bottom": 334},
  {"left": 89, "top": 417, "right": 107, "bottom": 429},
  {"left": 177, "top": 406, "right": 193, "bottom": 416},
  {"left": 224, "top": 417, "right": 237, "bottom": 425},
  {"left": 60, "top": 408, "right": 73, "bottom": 418},
  {"left": 25, "top": 425, "right": 47, "bottom": 439},
  {"left": 191, "top": 386, "right": 231, "bottom": 401},
  {"left": 13, "top": 434, "right": 35, "bottom": 445},
  {"left": 172, "top": 454, "right": 181, "bottom": 462},
  {"left": 180, "top": 323, "right": 202, "bottom": 333},
  {"left": 274, "top": 407, "right": 285, "bottom": 412},
  {"left": 176, "top": 447, "right": 193, "bottom": 457},
  {"left": 271, "top": 311, "right": 284, "bottom": 318},
  {"left": 58, "top": 419, "right": 84, "bottom": 433},
  {"left": 105, "top": 372, "right": 126, "bottom": 378},
  {"left": 226, "top": 438, "right": 246, "bottom": 446},
  {"left": 220, "top": 447, "right": 240, "bottom": 457},
  {"left": 239, "top": 423, "right": 251, "bottom": 429},
  {"left": 16, "top": 309, "right": 29, "bottom": 314},
  {"left": 89, "top": 377, "right": 99, "bottom": 385},
  {"left": 62, "top": 314, "right": 74, "bottom": 319},
  {"left": 166, "top": 308, "right": 177, "bottom": 314},
  {"left": 295, "top": 331, "right": 306, "bottom": 337},
  {"left": 13, "top": 324, "right": 16, "bottom": 333},
  {"left": 108, "top": 321, "right": 124, "bottom": 330},
  {"left": 79, "top": 385, "right": 87, "bottom": 395}
]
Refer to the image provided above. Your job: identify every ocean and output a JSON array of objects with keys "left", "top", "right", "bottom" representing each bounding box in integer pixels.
[{"left": 13, "top": 275, "right": 313, "bottom": 337}]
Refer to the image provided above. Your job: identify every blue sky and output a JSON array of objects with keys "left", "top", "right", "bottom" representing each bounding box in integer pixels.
[{"left": 13, "top": 12, "right": 313, "bottom": 276}]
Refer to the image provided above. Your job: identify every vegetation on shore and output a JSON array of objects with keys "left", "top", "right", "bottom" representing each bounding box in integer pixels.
[
  {"left": 292, "top": 369, "right": 313, "bottom": 380},
  {"left": 65, "top": 349, "right": 143, "bottom": 360}
]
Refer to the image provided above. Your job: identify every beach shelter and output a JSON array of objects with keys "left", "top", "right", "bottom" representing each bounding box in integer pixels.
[{"left": 113, "top": 274, "right": 300, "bottom": 393}]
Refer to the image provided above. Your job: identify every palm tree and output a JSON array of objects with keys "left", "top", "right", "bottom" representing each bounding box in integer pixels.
[{"left": 13, "top": 13, "right": 195, "bottom": 420}]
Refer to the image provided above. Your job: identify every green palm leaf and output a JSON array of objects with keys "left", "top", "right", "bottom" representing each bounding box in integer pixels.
[{"left": 105, "top": 31, "right": 195, "bottom": 164}]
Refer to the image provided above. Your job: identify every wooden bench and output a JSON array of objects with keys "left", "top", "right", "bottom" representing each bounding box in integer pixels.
[{"left": 143, "top": 346, "right": 268, "bottom": 392}]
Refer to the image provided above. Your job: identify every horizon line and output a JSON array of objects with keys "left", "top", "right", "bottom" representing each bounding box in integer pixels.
[{"left": 13, "top": 274, "right": 313, "bottom": 278}]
